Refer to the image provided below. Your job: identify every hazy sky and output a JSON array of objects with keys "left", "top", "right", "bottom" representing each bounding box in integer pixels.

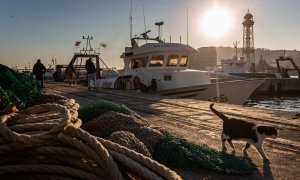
[{"left": 0, "top": 0, "right": 299, "bottom": 69}]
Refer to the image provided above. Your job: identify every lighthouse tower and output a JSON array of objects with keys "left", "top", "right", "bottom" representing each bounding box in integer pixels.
[{"left": 242, "top": 9, "right": 255, "bottom": 71}]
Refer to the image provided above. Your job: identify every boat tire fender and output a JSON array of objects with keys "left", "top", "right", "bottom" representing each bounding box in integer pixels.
[
  {"left": 132, "top": 76, "right": 140, "bottom": 90},
  {"left": 114, "top": 79, "right": 124, "bottom": 90},
  {"left": 125, "top": 80, "right": 132, "bottom": 90}
]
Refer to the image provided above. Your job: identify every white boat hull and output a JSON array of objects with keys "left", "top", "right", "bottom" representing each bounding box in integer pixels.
[
  {"left": 158, "top": 79, "right": 264, "bottom": 105},
  {"left": 95, "top": 77, "right": 263, "bottom": 105}
]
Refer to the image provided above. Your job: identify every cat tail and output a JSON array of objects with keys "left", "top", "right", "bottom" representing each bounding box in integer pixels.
[{"left": 209, "top": 103, "right": 228, "bottom": 121}]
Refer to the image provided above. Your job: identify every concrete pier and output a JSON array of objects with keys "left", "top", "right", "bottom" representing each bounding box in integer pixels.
[{"left": 45, "top": 81, "right": 300, "bottom": 179}]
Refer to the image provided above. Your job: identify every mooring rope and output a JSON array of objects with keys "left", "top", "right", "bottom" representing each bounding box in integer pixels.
[{"left": 0, "top": 94, "right": 181, "bottom": 180}]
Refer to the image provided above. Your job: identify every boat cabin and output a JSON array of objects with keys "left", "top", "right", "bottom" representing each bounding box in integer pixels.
[
  {"left": 95, "top": 27, "right": 211, "bottom": 91},
  {"left": 220, "top": 58, "right": 244, "bottom": 69},
  {"left": 108, "top": 42, "right": 211, "bottom": 91},
  {"left": 127, "top": 54, "right": 188, "bottom": 69},
  {"left": 122, "top": 43, "right": 197, "bottom": 72}
]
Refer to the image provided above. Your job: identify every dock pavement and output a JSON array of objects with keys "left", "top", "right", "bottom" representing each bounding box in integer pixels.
[{"left": 45, "top": 81, "right": 300, "bottom": 180}]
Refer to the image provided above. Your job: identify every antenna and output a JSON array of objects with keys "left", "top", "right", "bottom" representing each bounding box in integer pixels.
[
  {"left": 168, "top": 14, "right": 171, "bottom": 40},
  {"left": 81, "top": 35, "right": 95, "bottom": 55},
  {"left": 142, "top": 2, "right": 147, "bottom": 43},
  {"left": 155, "top": 21, "right": 164, "bottom": 40},
  {"left": 130, "top": 0, "right": 133, "bottom": 39},
  {"left": 187, "top": 7, "right": 189, "bottom": 45},
  {"left": 143, "top": 2, "right": 146, "bottom": 32}
]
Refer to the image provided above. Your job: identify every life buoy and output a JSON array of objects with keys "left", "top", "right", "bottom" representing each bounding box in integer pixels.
[
  {"left": 220, "top": 95, "right": 228, "bottom": 102},
  {"left": 213, "top": 96, "right": 221, "bottom": 103}
]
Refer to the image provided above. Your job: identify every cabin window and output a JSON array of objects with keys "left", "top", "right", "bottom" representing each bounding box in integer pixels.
[
  {"left": 180, "top": 55, "right": 188, "bottom": 67},
  {"left": 149, "top": 55, "right": 164, "bottom": 67},
  {"left": 167, "top": 55, "right": 179, "bottom": 66},
  {"left": 164, "top": 75, "right": 172, "bottom": 81},
  {"left": 130, "top": 57, "right": 148, "bottom": 69}
]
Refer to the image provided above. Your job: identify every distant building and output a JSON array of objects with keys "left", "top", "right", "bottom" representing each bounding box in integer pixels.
[
  {"left": 189, "top": 47, "right": 217, "bottom": 70},
  {"left": 190, "top": 46, "right": 300, "bottom": 71}
]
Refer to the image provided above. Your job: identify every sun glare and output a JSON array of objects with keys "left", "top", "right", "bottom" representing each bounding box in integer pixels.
[{"left": 201, "top": 7, "right": 232, "bottom": 37}]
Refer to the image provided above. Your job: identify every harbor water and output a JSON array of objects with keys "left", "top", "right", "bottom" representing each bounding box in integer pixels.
[{"left": 245, "top": 95, "right": 300, "bottom": 113}]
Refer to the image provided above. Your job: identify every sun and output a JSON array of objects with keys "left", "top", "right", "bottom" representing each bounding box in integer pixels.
[{"left": 201, "top": 7, "right": 232, "bottom": 37}]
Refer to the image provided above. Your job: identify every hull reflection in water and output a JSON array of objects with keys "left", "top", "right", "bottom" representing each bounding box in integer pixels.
[{"left": 245, "top": 95, "right": 300, "bottom": 112}]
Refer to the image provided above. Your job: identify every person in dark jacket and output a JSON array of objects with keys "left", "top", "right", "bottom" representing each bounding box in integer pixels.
[
  {"left": 53, "top": 66, "right": 63, "bottom": 82},
  {"left": 32, "top": 59, "right": 46, "bottom": 88},
  {"left": 85, "top": 58, "right": 96, "bottom": 89},
  {"left": 66, "top": 64, "right": 76, "bottom": 86}
]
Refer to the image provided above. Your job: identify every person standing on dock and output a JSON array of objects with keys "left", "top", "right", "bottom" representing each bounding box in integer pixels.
[
  {"left": 66, "top": 64, "right": 75, "bottom": 86},
  {"left": 32, "top": 59, "right": 46, "bottom": 88},
  {"left": 85, "top": 58, "right": 96, "bottom": 90},
  {"left": 53, "top": 65, "right": 63, "bottom": 82}
]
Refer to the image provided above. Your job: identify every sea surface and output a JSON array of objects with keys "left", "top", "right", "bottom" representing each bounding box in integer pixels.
[{"left": 245, "top": 95, "right": 300, "bottom": 113}]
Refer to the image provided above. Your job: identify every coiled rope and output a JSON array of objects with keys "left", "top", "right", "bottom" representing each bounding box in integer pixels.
[{"left": 0, "top": 95, "right": 181, "bottom": 180}]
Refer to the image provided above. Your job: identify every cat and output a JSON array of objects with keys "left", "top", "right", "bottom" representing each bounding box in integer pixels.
[{"left": 209, "top": 103, "right": 278, "bottom": 161}]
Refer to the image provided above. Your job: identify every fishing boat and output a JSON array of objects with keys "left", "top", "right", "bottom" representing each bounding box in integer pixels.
[
  {"left": 210, "top": 53, "right": 300, "bottom": 95},
  {"left": 210, "top": 56, "right": 282, "bottom": 79},
  {"left": 209, "top": 44, "right": 282, "bottom": 80},
  {"left": 94, "top": 26, "right": 264, "bottom": 105}
]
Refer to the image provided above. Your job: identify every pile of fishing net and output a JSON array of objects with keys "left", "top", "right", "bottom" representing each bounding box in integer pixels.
[
  {"left": 0, "top": 94, "right": 181, "bottom": 179},
  {"left": 0, "top": 64, "right": 42, "bottom": 110},
  {"left": 0, "top": 62, "right": 257, "bottom": 177},
  {"left": 79, "top": 100, "right": 257, "bottom": 175},
  {"left": 78, "top": 100, "right": 143, "bottom": 122},
  {"left": 82, "top": 111, "right": 164, "bottom": 157},
  {"left": 154, "top": 134, "right": 257, "bottom": 174}
]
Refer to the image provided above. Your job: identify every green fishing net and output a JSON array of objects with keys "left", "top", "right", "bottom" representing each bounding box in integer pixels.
[
  {"left": 78, "top": 100, "right": 143, "bottom": 122},
  {"left": 79, "top": 100, "right": 257, "bottom": 174},
  {"left": 0, "top": 64, "right": 42, "bottom": 110},
  {"left": 154, "top": 133, "right": 257, "bottom": 174},
  {"left": 0, "top": 64, "right": 257, "bottom": 174}
]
